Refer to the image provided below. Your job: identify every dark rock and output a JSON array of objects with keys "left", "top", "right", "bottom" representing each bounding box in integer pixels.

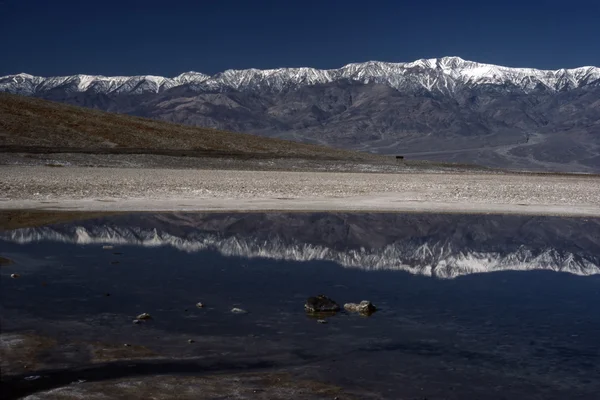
[
  {"left": 0, "top": 256, "right": 14, "bottom": 266},
  {"left": 305, "top": 295, "right": 340, "bottom": 313}
]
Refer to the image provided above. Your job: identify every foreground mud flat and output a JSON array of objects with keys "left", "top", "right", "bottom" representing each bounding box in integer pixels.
[{"left": 1, "top": 166, "right": 599, "bottom": 216}]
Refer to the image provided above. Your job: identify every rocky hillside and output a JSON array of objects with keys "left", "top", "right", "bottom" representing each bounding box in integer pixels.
[{"left": 0, "top": 93, "right": 379, "bottom": 161}]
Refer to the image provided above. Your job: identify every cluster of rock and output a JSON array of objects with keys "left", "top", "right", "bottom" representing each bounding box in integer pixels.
[{"left": 304, "top": 295, "right": 377, "bottom": 321}]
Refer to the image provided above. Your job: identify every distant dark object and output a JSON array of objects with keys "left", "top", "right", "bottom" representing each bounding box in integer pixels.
[
  {"left": 305, "top": 295, "right": 340, "bottom": 313},
  {"left": 395, "top": 155, "right": 404, "bottom": 163}
]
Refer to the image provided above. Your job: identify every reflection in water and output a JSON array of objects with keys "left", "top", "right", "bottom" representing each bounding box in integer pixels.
[{"left": 2, "top": 213, "right": 599, "bottom": 278}]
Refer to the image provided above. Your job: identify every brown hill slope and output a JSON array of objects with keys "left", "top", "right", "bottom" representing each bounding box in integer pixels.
[{"left": 0, "top": 93, "right": 377, "bottom": 160}]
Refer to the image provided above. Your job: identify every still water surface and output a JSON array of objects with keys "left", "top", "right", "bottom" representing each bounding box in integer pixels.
[{"left": 1, "top": 213, "right": 599, "bottom": 399}]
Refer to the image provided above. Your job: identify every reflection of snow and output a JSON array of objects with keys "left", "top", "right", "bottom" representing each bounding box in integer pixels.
[{"left": 3, "top": 226, "right": 599, "bottom": 279}]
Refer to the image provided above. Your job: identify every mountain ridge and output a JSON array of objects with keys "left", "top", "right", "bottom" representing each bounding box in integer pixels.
[{"left": 2, "top": 56, "right": 599, "bottom": 96}]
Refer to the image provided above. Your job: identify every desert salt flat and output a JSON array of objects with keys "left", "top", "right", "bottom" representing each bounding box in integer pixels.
[{"left": 1, "top": 166, "right": 599, "bottom": 216}]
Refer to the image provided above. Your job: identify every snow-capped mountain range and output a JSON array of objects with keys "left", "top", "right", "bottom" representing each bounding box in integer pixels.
[
  {"left": 2, "top": 57, "right": 599, "bottom": 96},
  {"left": 2, "top": 57, "right": 599, "bottom": 173}
]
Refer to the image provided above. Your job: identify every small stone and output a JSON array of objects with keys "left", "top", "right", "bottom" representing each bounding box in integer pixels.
[
  {"left": 133, "top": 319, "right": 141, "bottom": 324},
  {"left": 231, "top": 307, "right": 247, "bottom": 314},
  {"left": 317, "top": 319, "right": 328, "bottom": 324},
  {"left": 136, "top": 313, "right": 151, "bottom": 320},
  {"left": 10, "top": 273, "right": 20, "bottom": 279},
  {"left": 305, "top": 295, "right": 340, "bottom": 313},
  {"left": 344, "top": 300, "right": 377, "bottom": 315},
  {"left": 0, "top": 256, "right": 14, "bottom": 266},
  {"left": 196, "top": 302, "right": 204, "bottom": 308},
  {"left": 188, "top": 339, "right": 195, "bottom": 344}
]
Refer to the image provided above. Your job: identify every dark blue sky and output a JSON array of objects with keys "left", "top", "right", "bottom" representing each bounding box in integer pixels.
[{"left": 1, "top": 0, "right": 599, "bottom": 77}]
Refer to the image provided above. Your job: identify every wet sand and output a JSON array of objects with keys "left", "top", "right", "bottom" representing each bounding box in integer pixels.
[{"left": 1, "top": 166, "right": 599, "bottom": 216}]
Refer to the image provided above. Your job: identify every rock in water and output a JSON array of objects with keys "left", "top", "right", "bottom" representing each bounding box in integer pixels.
[
  {"left": 0, "top": 256, "right": 14, "bottom": 266},
  {"left": 231, "top": 308, "right": 247, "bottom": 314},
  {"left": 344, "top": 301, "right": 377, "bottom": 315},
  {"left": 305, "top": 295, "right": 340, "bottom": 313},
  {"left": 196, "top": 302, "right": 204, "bottom": 308},
  {"left": 136, "top": 313, "right": 151, "bottom": 320}
]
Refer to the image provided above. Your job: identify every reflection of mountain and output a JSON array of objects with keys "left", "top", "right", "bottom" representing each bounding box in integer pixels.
[{"left": 2, "top": 213, "right": 599, "bottom": 279}]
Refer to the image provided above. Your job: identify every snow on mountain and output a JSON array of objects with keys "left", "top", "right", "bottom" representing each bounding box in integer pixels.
[
  {"left": 2, "top": 57, "right": 599, "bottom": 96},
  {"left": 3, "top": 225, "right": 598, "bottom": 279}
]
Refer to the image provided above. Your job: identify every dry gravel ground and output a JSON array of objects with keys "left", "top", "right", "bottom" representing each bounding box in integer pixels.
[{"left": 1, "top": 166, "right": 599, "bottom": 216}]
